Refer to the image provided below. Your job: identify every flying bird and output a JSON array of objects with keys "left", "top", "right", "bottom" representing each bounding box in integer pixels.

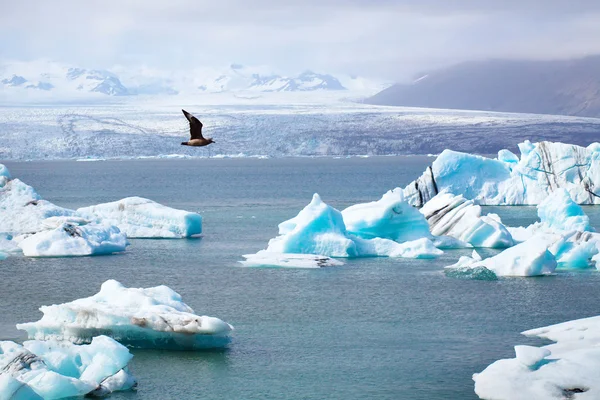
[{"left": 181, "top": 109, "right": 214, "bottom": 147}]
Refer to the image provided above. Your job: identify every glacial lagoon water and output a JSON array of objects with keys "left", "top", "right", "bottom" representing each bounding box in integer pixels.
[{"left": 2, "top": 156, "right": 600, "bottom": 399}]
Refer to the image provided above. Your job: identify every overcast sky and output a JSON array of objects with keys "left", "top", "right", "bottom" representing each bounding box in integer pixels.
[{"left": 2, "top": 0, "right": 600, "bottom": 81}]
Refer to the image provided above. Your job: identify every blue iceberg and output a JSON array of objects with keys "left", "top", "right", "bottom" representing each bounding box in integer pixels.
[{"left": 0, "top": 335, "right": 136, "bottom": 399}]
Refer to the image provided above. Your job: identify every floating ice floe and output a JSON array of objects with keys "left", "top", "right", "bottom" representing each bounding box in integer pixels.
[
  {"left": 341, "top": 188, "right": 431, "bottom": 242},
  {"left": 507, "top": 189, "right": 600, "bottom": 269},
  {"left": 77, "top": 196, "right": 202, "bottom": 238},
  {"left": 261, "top": 193, "right": 442, "bottom": 259},
  {"left": 17, "top": 217, "right": 128, "bottom": 257},
  {"left": 0, "top": 164, "right": 74, "bottom": 234},
  {"left": 473, "top": 314, "right": 600, "bottom": 399},
  {"left": 240, "top": 251, "right": 344, "bottom": 268},
  {"left": 404, "top": 140, "right": 600, "bottom": 206},
  {"left": 444, "top": 235, "right": 557, "bottom": 277},
  {"left": 17, "top": 280, "right": 234, "bottom": 350},
  {"left": 0, "top": 335, "right": 136, "bottom": 399},
  {"left": 443, "top": 250, "right": 498, "bottom": 280},
  {"left": 420, "top": 192, "right": 514, "bottom": 248}
]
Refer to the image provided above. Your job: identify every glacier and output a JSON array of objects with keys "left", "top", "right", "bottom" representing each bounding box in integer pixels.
[
  {"left": 17, "top": 217, "right": 128, "bottom": 257},
  {"left": 404, "top": 140, "right": 600, "bottom": 206},
  {"left": 77, "top": 197, "right": 202, "bottom": 238},
  {"left": 473, "top": 314, "right": 600, "bottom": 400},
  {"left": 0, "top": 335, "right": 136, "bottom": 399},
  {"left": 420, "top": 192, "right": 514, "bottom": 248},
  {"left": 259, "top": 193, "right": 441, "bottom": 259},
  {"left": 17, "top": 280, "right": 234, "bottom": 350}
]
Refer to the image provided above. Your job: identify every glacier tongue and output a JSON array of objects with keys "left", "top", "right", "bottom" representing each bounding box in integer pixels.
[{"left": 404, "top": 140, "right": 600, "bottom": 206}]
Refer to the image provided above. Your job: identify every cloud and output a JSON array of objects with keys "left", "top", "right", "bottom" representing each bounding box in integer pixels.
[{"left": 2, "top": 0, "right": 600, "bottom": 80}]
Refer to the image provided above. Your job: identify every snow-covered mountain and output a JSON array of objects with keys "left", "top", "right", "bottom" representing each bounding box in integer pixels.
[{"left": 0, "top": 60, "right": 388, "bottom": 100}]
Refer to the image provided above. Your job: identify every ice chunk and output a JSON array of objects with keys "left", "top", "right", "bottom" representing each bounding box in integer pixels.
[
  {"left": 537, "top": 188, "right": 593, "bottom": 232},
  {"left": 444, "top": 250, "right": 498, "bottom": 280},
  {"left": 240, "top": 251, "right": 345, "bottom": 268},
  {"left": 18, "top": 219, "right": 127, "bottom": 257},
  {"left": 341, "top": 188, "right": 430, "bottom": 242},
  {"left": 77, "top": 196, "right": 202, "bottom": 238},
  {"left": 421, "top": 193, "right": 514, "bottom": 248},
  {"left": 262, "top": 194, "right": 442, "bottom": 259},
  {"left": 0, "top": 336, "right": 136, "bottom": 399},
  {"left": 497, "top": 149, "right": 519, "bottom": 165},
  {"left": 17, "top": 280, "right": 234, "bottom": 350},
  {"left": 0, "top": 167, "right": 74, "bottom": 234},
  {"left": 473, "top": 315, "right": 600, "bottom": 399},
  {"left": 404, "top": 141, "right": 600, "bottom": 206},
  {"left": 445, "top": 236, "right": 557, "bottom": 277}
]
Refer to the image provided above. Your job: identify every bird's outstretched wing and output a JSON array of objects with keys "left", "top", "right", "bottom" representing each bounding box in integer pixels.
[{"left": 182, "top": 109, "right": 204, "bottom": 140}]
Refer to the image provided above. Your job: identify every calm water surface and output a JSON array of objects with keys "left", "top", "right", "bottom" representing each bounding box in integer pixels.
[{"left": 2, "top": 157, "right": 600, "bottom": 400}]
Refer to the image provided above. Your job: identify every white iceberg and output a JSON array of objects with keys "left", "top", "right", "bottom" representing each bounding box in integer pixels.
[
  {"left": 240, "top": 251, "right": 345, "bottom": 268},
  {"left": 17, "top": 280, "right": 234, "bottom": 350},
  {"left": 508, "top": 190, "right": 600, "bottom": 269},
  {"left": 444, "top": 235, "right": 557, "bottom": 277},
  {"left": 404, "top": 141, "right": 600, "bottom": 206},
  {"left": 262, "top": 194, "right": 442, "bottom": 259},
  {"left": 77, "top": 196, "right": 202, "bottom": 238},
  {"left": 443, "top": 250, "right": 498, "bottom": 280},
  {"left": 17, "top": 218, "right": 128, "bottom": 257},
  {"left": 341, "top": 188, "right": 431, "bottom": 242},
  {"left": 0, "top": 165, "right": 74, "bottom": 234},
  {"left": 420, "top": 192, "right": 514, "bottom": 248},
  {"left": 0, "top": 335, "right": 136, "bottom": 399},
  {"left": 473, "top": 315, "right": 600, "bottom": 399}
]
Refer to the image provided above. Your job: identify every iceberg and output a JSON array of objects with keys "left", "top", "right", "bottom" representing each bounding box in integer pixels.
[
  {"left": 443, "top": 250, "right": 498, "bottom": 280},
  {"left": 473, "top": 315, "right": 600, "bottom": 399},
  {"left": 261, "top": 194, "right": 442, "bottom": 258},
  {"left": 444, "top": 236, "right": 557, "bottom": 277},
  {"left": 76, "top": 196, "right": 202, "bottom": 238},
  {"left": 17, "top": 217, "right": 127, "bottom": 257},
  {"left": 420, "top": 193, "right": 514, "bottom": 248},
  {"left": 404, "top": 141, "right": 600, "bottom": 206},
  {"left": 537, "top": 188, "right": 593, "bottom": 232},
  {"left": 0, "top": 335, "right": 136, "bottom": 399},
  {"left": 0, "top": 165, "right": 74, "bottom": 234},
  {"left": 240, "top": 251, "right": 345, "bottom": 268},
  {"left": 17, "top": 280, "right": 234, "bottom": 350},
  {"left": 341, "top": 188, "right": 431, "bottom": 242}
]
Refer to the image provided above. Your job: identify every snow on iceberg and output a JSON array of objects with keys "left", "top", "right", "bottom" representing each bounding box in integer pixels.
[
  {"left": 404, "top": 141, "right": 600, "bottom": 206},
  {"left": 262, "top": 193, "right": 442, "bottom": 258},
  {"left": 420, "top": 192, "right": 514, "bottom": 248},
  {"left": 341, "top": 188, "right": 430, "bottom": 242},
  {"left": 0, "top": 335, "right": 136, "bottom": 399},
  {"left": 17, "top": 217, "right": 127, "bottom": 257},
  {"left": 473, "top": 315, "right": 600, "bottom": 399},
  {"left": 0, "top": 164, "right": 74, "bottom": 234},
  {"left": 240, "top": 251, "right": 344, "bottom": 268},
  {"left": 17, "top": 280, "right": 234, "bottom": 350},
  {"left": 444, "top": 235, "right": 557, "bottom": 277},
  {"left": 77, "top": 196, "right": 202, "bottom": 238}
]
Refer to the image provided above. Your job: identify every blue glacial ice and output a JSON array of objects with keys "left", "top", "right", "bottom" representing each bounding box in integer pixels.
[
  {"left": 473, "top": 315, "right": 600, "bottom": 399},
  {"left": 16, "top": 280, "right": 234, "bottom": 350},
  {"left": 341, "top": 188, "right": 431, "bottom": 242},
  {"left": 420, "top": 193, "right": 514, "bottom": 248},
  {"left": 16, "top": 217, "right": 128, "bottom": 257},
  {"left": 508, "top": 189, "right": 600, "bottom": 269},
  {"left": 260, "top": 193, "right": 442, "bottom": 259},
  {"left": 77, "top": 197, "right": 202, "bottom": 238},
  {"left": 0, "top": 335, "right": 136, "bottom": 399},
  {"left": 404, "top": 140, "right": 600, "bottom": 206},
  {"left": 445, "top": 236, "right": 557, "bottom": 277}
]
